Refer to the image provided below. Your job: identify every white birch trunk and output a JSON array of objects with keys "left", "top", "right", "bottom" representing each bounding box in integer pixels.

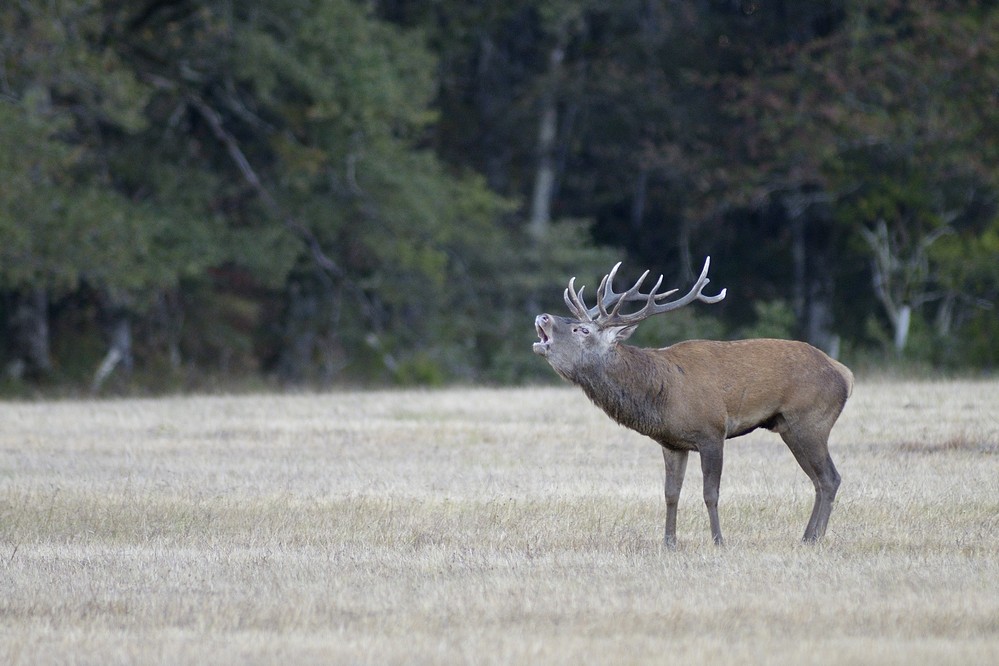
[{"left": 528, "top": 44, "right": 564, "bottom": 241}]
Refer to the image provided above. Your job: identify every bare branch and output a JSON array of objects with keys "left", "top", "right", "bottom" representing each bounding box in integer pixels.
[{"left": 186, "top": 94, "right": 345, "bottom": 279}]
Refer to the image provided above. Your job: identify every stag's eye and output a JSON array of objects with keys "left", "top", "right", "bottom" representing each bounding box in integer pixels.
[{"left": 575, "top": 326, "right": 590, "bottom": 335}]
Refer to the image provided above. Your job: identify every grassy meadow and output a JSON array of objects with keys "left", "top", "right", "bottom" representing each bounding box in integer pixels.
[{"left": 1, "top": 378, "right": 998, "bottom": 664}]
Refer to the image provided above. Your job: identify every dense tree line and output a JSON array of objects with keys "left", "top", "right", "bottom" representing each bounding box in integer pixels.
[{"left": 1, "top": 0, "right": 997, "bottom": 392}]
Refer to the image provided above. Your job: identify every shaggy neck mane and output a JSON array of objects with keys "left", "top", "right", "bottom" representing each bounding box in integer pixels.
[{"left": 567, "top": 345, "right": 667, "bottom": 434}]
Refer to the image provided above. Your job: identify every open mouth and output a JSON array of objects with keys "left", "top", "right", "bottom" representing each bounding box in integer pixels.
[{"left": 533, "top": 315, "right": 552, "bottom": 355}]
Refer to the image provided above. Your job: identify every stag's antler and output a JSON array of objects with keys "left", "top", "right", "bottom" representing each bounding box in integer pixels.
[{"left": 564, "top": 257, "right": 726, "bottom": 327}]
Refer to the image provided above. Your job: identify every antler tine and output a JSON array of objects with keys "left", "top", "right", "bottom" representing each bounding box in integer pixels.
[
  {"left": 561, "top": 261, "right": 645, "bottom": 321},
  {"left": 642, "top": 256, "right": 726, "bottom": 314},
  {"left": 564, "top": 277, "right": 595, "bottom": 321},
  {"left": 598, "top": 265, "right": 650, "bottom": 318},
  {"left": 594, "top": 262, "right": 623, "bottom": 318},
  {"left": 609, "top": 271, "right": 659, "bottom": 318},
  {"left": 564, "top": 262, "right": 628, "bottom": 321},
  {"left": 598, "top": 262, "right": 622, "bottom": 295},
  {"left": 653, "top": 288, "right": 680, "bottom": 301},
  {"left": 689, "top": 256, "right": 726, "bottom": 304}
]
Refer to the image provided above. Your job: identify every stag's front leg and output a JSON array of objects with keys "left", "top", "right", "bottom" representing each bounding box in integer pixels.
[
  {"left": 699, "top": 443, "right": 725, "bottom": 545},
  {"left": 661, "top": 447, "right": 689, "bottom": 549}
]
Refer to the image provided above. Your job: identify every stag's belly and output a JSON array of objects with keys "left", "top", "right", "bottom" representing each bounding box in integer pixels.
[{"left": 725, "top": 410, "right": 786, "bottom": 439}]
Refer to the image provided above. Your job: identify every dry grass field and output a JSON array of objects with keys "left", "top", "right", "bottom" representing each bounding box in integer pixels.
[{"left": 1, "top": 378, "right": 998, "bottom": 664}]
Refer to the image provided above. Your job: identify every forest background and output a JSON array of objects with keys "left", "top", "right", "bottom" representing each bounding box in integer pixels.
[{"left": 1, "top": 0, "right": 997, "bottom": 393}]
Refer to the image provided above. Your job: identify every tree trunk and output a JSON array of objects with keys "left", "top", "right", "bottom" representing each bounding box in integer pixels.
[
  {"left": 784, "top": 190, "right": 840, "bottom": 352},
  {"left": 158, "top": 289, "right": 184, "bottom": 370},
  {"left": 277, "top": 279, "right": 320, "bottom": 384},
  {"left": 526, "top": 35, "right": 568, "bottom": 316},
  {"left": 859, "top": 219, "right": 952, "bottom": 355},
  {"left": 8, "top": 286, "right": 52, "bottom": 378},
  {"left": 92, "top": 310, "right": 133, "bottom": 392},
  {"left": 630, "top": 168, "right": 648, "bottom": 232},
  {"left": 804, "top": 251, "right": 839, "bottom": 354},
  {"left": 934, "top": 290, "right": 955, "bottom": 338},
  {"left": 893, "top": 303, "right": 912, "bottom": 353},
  {"left": 790, "top": 212, "right": 807, "bottom": 331},
  {"left": 528, "top": 42, "right": 565, "bottom": 241}
]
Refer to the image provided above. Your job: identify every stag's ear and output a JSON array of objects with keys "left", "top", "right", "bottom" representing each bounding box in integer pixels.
[{"left": 611, "top": 324, "right": 638, "bottom": 342}]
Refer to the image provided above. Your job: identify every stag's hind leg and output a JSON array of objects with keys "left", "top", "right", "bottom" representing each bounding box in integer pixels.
[
  {"left": 781, "top": 424, "right": 841, "bottom": 542},
  {"left": 698, "top": 442, "right": 725, "bottom": 545}
]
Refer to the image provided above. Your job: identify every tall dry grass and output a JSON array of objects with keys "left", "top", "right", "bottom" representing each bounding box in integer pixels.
[{"left": 1, "top": 379, "right": 997, "bottom": 664}]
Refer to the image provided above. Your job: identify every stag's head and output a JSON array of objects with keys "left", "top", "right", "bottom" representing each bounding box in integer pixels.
[{"left": 533, "top": 258, "right": 726, "bottom": 379}]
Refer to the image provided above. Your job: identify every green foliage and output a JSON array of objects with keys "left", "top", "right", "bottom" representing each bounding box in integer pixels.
[
  {"left": 473, "top": 219, "right": 620, "bottom": 383},
  {"left": 2, "top": 0, "right": 999, "bottom": 389},
  {"left": 959, "top": 308, "right": 999, "bottom": 369},
  {"left": 393, "top": 352, "right": 447, "bottom": 387},
  {"left": 0, "top": 100, "right": 166, "bottom": 298},
  {"left": 738, "top": 300, "right": 797, "bottom": 341},
  {"left": 627, "top": 309, "right": 726, "bottom": 350}
]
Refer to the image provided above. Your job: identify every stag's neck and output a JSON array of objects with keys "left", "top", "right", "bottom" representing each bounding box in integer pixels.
[{"left": 568, "top": 345, "right": 670, "bottom": 435}]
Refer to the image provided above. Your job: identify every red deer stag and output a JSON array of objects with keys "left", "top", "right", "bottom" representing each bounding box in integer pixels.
[{"left": 533, "top": 258, "right": 853, "bottom": 547}]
